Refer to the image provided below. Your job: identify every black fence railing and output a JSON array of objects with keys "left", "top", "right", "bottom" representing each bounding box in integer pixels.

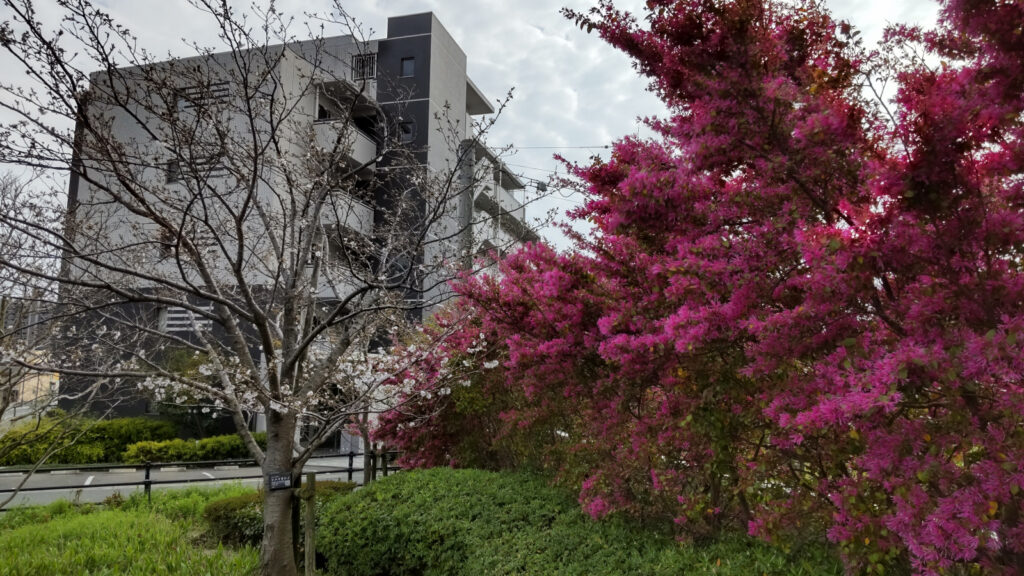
[{"left": 0, "top": 450, "right": 401, "bottom": 499}]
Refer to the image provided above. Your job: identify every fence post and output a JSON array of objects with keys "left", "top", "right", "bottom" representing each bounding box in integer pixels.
[
  {"left": 381, "top": 451, "right": 389, "bottom": 477},
  {"left": 303, "top": 472, "right": 316, "bottom": 576},
  {"left": 346, "top": 451, "right": 354, "bottom": 483},
  {"left": 143, "top": 461, "right": 152, "bottom": 504}
]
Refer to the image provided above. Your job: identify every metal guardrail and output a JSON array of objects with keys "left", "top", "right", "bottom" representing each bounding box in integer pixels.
[
  {"left": 0, "top": 457, "right": 259, "bottom": 474},
  {"left": 0, "top": 450, "right": 401, "bottom": 498}
]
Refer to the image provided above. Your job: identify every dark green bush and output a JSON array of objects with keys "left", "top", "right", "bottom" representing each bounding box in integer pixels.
[
  {"left": 121, "top": 438, "right": 197, "bottom": 463},
  {"left": 194, "top": 434, "right": 240, "bottom": 460},
  {"left": 202, "top": 479, "right": 356, "bottom": 547},
  {"left": 318, "top": 468, "right": 843, "bottom": 576},
  {"left": 89, "top": 418, "right": 177, "bottom": 461},
  {"left": 0, "top": 435, "right": 105, "bottom": 466},
  {"left": 315, "top": 480, "right": 357, "bottom": 500},
  {"left": 0, "top": 416, "right": 177, "bottom": 466},
  {"left": 203, "top": 492, "right": 265, "bottom": 547},
  {"left": 121, "top": 432, "right": 266, "bottom": 463}
]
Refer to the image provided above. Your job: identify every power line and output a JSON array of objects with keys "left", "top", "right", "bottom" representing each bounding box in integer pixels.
[
  {"left": 512, "top": 145, "right": 611, "bottom": 150},
  {"left": 504, "top": 161, "right": 566, "bottom": 174}
]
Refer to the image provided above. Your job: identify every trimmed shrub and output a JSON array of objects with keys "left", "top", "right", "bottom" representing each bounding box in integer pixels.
[
  {"left": 0, "top": 416, "right": 177, "bottom": 466},
  {"left": 203, "top": 479, "right": 356, "bottom": 547},
  {"left": 319, "top": 468, "right": 843, "bottom": 576},
  {"left": 204, "top": 492, "right": 264, "bottom": 547},
  {"left": 121, "top": 438, "right": 196, "bottom": 463},
  {"left": 193, "top": 433, "right": 251, "bottom": 460},
  {"left": 315, "top": 480, "right": 357, "bottom": 500},
  {"left": 121, "top": 432, "right": 266, "bottom": 464},
  {"left": 0, "top": 437, "right": 106, "bottom": 466},
  {"left": 89, "top": 418, "right": 177, "bottom": 461}
]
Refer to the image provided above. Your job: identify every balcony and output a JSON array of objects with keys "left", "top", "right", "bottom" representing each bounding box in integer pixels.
[
  {"left": 313, "top": 121, "right": 377, "bottom": 167},
  {"left": 317, "top": 273, "right": 363, "bottom": 302},
  {"left": 322, "top": 188, "right": 374, "bottom": 236},
  {"left": 474, "top": 184, "right": 536, "bottom": 243}
]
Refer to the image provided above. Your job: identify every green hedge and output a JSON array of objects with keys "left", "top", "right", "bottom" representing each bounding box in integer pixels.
[
  {"left": 0, "top": 417, "right": 177, "bottom": 466},
  {"left": 203, "top": 492, "right": 264, "bottom": 547},
  {"left": 318, "top": 469, "right": 843, "bottom": 576},
  {"left": 203, "top": 481, "right": 356, "bottom": 547},
  {"left": 120, "top": 432, "right": 267, "bottom": 463},
  {"left": 90, "top": 418, "right": 177, "bottom": 461}
]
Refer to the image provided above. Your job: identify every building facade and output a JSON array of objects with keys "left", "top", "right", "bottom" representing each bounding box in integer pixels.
[{"left": 59, "top": 12, "right": 535, "bottom": 420}]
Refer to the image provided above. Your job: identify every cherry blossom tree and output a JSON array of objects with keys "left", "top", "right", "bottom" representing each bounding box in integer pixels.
[{"left": 0, "top": 1, "right": 524, "bottom": 574}]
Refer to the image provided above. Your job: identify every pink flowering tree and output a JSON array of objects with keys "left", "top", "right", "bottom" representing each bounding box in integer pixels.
[
  {"left": 373, "top": 301, "right": 553, "bottom": 471},
  {"left": 377, "top": 0, "right": 1024, "bottom": 573}
]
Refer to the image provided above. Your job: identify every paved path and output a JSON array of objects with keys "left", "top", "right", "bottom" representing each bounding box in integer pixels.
[{"left": 0, "top": 457, "right": 373, "bottom": 508}]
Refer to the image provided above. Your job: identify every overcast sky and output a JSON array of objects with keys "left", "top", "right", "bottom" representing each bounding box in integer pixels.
[
  {"left": 4, "top": 0, "right": 940, "bottom": 247},
  {"left": 351, "top": 0, "right": 939, "bottom": 248}
]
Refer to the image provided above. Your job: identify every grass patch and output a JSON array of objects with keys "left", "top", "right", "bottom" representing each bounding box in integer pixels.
[
  {"left": 0, "top": 484, "right": 260, "bottom": 575},
  {"left": 118, "top": 482, "right": 256, "bottom": 522},
  {"left": 0, "top": 509, "right": 257, "bottom": 575},
  {"left": 0, "top": 499, "right": 96, "bottom": 533}
]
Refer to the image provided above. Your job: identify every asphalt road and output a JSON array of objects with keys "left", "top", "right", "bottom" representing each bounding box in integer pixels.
[{"left": 0, "top": 457, "right": 372, "bottom": 508}]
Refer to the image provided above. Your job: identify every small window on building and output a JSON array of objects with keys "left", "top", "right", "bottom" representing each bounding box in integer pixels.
[
  {"left": 400, "top": 57, "right": 415, "bottom": 78},
  {"left": 176, "top": 81, "right": 231, "bottom": 110},
  {"left": 192, "top": 152, "right": 229, "bottom": 177},
  {"left": 162, "top": 305, "right": 214, "bottom": 334},
  {"left": 399, "top": 121, "right": 415, "bottom": 143},
  {"left": 352, "top": 53, "right": 377, "bottom": 81},
  {"left": 166, "top": 160, "right": 180, "bottom": 183}
]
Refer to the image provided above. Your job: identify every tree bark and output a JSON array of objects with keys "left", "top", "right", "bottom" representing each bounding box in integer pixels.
[{"left": 260, "top": 411, "right": 299, "bottom": 576}]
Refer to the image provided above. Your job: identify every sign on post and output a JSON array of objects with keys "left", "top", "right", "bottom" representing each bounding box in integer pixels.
[{"left": 267, "top": 473, "right": 292, "bottom": 491}]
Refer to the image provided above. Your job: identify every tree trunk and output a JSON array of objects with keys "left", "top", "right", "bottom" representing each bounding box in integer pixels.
[
  {"left": 260, "top": 411, "right": 299, "bottom": 576},
  {"left": 357, "top": 414, "right": 376, "bottom": 485}
]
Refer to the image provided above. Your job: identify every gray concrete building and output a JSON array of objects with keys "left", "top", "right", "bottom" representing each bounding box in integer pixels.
[
  {"left": 68, "top": 11, "right": 534, "bottom": 302},
  {"left": 60, "top": 12, "right": 536, "bottom": 419}
]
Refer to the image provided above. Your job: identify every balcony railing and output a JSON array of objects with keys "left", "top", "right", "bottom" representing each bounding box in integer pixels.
[
  {"left": 473, "top": 184, "right": 538, "bottom": 244},
  {"left": 313, "top": 121, "right": 377, "bottom": 167},
  {"left": 322, "top": 189, "right": 373, "bottom": 236},
  {"left": 475, "top": 184, "right": 525, "bottom": 224}
]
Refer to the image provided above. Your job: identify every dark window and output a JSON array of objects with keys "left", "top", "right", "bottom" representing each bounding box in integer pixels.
[
  {"left": 164, "top": 305, "right": 214, "bottom": 333},
  {"left": 166, "top": 160, "right": 180, "bottom": 183},
  {"left": 399, "top": 121, "right": 415, "bottom": 143},
  {"left": 352, "top": 53, "right": 377, "bottom": 81},
  {"left": 400, "top": 57, "right": 415, "bottom": 77}
]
